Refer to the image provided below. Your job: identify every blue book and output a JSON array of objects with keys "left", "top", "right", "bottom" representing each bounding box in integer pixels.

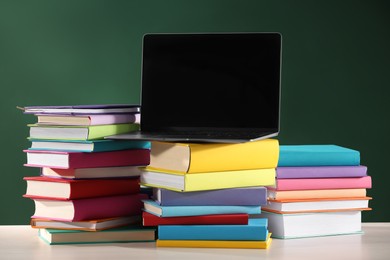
[
  {"left": 29, "top": 139, "right": 150, "bottom": 152},
  {"left": 143, "top": 199, "right": 261, "bottom": 217},
  {"left": 158, "top": 218, "right": 268, "bottom": 241},
  {"left": 278, "top": 145, "right": 360, "bottom": 167}
]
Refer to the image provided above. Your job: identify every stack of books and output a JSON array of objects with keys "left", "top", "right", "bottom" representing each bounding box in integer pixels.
[
  {"left": 140, "top": 139, "right": 279, "bottom": 249},
  {"left": 20, "top": 104, "right": 156, "bottom": 244},
  {"left": 261, "top": 144, "right": 372, "bottom": 239}
]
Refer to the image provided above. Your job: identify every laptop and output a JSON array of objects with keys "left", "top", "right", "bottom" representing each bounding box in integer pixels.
[{"left": 107, "top": 32, "right": 282, "bottom": 143}]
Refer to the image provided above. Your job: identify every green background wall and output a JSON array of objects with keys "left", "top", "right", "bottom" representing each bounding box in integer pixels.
[{"left": 0, "top": 0, "right": 389, "bottom": 224}]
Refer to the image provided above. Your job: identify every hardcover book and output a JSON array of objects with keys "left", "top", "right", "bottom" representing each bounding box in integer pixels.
[
  {"left": 148, "top": 139, "right": 279, "bottom": 173},
  {"left": 41, "top": 166, "right": 143, "bottom": 179},
  {"left": 153, "top": 186, "right": 267, "bottom": 206},
  {"left": 158, "top": 218, "right": 268, "bottom": 241},
  {"left": 276, "top": 166, "right": 368, "bottom": 179},
  {"left": 142, "top": 211, "right": 248, "bottom": 226},
  {"left": 140, "top": 168, "right": 275, "bottom": 192},
  {"left": 38, "top": 225, "right": 155, "bottom": 245},
  {"left": 143, "top": 199, "right": 261, "bottom": 217},
  {"left": 29, "top": 193, "right": 148, "bottom": 221},
  {"left": 20, "top": 104, "right": 140, "bottom": 115},
  {"left": 267, "top": 189, "right": 367, "bottom": 200},
  {"left": 23, "top": 176, "right": 140, "bottom": 200},
  {"left": 24, "top": 149, "right": 150, "bottom": 169},
  {"left": 278, "top": 145, "right": 360, "bottom": 167},
  {"left": 35, "top": 113, "right": 136, "bottom": 126}
]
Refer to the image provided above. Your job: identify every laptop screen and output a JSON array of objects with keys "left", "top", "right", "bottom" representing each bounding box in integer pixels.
[{"left": 140, "top": 33, "right": 281, "bottom": 133}]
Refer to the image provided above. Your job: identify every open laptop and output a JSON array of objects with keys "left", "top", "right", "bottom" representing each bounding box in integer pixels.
[{"left": 107, "top": 32, "right": 282, "bottom": 143}]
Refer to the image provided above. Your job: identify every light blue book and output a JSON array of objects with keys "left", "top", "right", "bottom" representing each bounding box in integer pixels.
[
  {"left": 158, "top": 218, "right": 268, "bottom": 241},
  {"left": 278, "top": 145, "right": 360, "bottom": 167},
  {"left": 29, "top": 139, "right": 150, "bottom": 152},
  {"left": 142, "top": 199, "right": 261, "bottom": 217}
]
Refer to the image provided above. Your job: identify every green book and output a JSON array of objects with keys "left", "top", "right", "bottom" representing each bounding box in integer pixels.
[
  {"left": 38, "top": 225, "right": 156, "bottom": 245},
  {"left": 28, "top": 123, "right": 139, "bottom": 140}
]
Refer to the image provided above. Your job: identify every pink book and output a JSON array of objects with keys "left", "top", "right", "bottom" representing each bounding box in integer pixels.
[
  {"left": 29, "top": 193, "right": 148, "bottom": 221},
  {"left": 269, "top": 176, "right": 372, "bottom": 191},
  {"left": 24, "top": 149, "right": 150, "bottom": 169},
  {"left": 35, "top": 113, "right": 136, "bottom": 126}
]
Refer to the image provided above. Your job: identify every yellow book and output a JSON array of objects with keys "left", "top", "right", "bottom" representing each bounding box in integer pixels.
[
  {"left": 140, "top": 168, "right": 276, "bottom": 192},
  {"left": 148, "top": 138, "right": 279, "bottom": 173},
  {"left": 156, "top": 233, "right": 272, "bottom": 249}
]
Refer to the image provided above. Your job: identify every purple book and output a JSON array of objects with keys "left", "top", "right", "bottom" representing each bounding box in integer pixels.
[
  {"left": 19, "top": 104, "right": 140, "bottom": 115},
  {"left": 276, "top": 165, "right": 368, "bottom": 179},
  {"left": 153, "top": 187, "right": 267, "bottom": 206}
]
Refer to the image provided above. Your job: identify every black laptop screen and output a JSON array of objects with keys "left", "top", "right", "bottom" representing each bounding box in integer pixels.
[{"left": 140, "top": 33, "right": 281, "bottom": 132}]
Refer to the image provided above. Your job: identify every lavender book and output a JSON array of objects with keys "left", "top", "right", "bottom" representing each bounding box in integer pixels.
[{"left": 276, "top": 166, "right": 368, "bottom": 179}]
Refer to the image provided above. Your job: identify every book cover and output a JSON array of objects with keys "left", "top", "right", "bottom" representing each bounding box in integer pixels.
[
  {"left": 30, "top": 193, "right": 148, "bottom": 221},
  {"left": 36, "top": 113, "right": 136, "bottom": 126},
  {"left": 140, "top": 168, "right": 275, "bottom": 192},
  {"left": 269, "top": 176, "right": 372, "bottom": 191},
  {"left": 29, "top": 139, "right": 151, "bottom": 152},
  {"left": 142, "top": 211, "right": 248, "bottom": 226},
  {"left": 20, "top": 104, "right": 140, "bottom": 115},
  {"left": 267, "top": 189, "right": 368, "bottom": 200},
  {"left": 23, "top": 176, "right": 140, "bottom": 200},
  {"left": 156, "top": 233, "right": 272, "bottom": 249},
  {"left": 278, "top": 145, "right": 360, "bottom": 167},
  {"left": 154, "top": 186, "right": 267, "bottom": 206},
  {"left": 38, "top": 225, "right": 155, "bottom": 245},
  {"left": 24, "top": 149, "right": 150, "bottom": 169},
  {"left": 158, "top": 218, "right": 268, "bottom": 241},
  {"left": 30, "top": 216, "right": 141, "bottom": 231},
  {"left": 148, "top": 139, "right": 279, "bottom": 173},
  {"left": 143, "top": 199, "right": 261, "bottom": 217},
  {"left": 276, "top": 166, "right": 368, "bottom": 179},
  {"left": 41, "top": 166, "right": 143, "bottom": 179},
  {"left": 28, "top": 123, "right": 139, "bottom": 140}
]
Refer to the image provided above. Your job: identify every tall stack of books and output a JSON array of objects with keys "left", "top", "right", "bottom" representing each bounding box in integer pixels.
[
  {"left": 261, "top": 144, "right": 372, "bottom": 239},
  {"left": 20, "top": 104, "right": 156, "bottom": 245},
  {"left": 140, "top": 139, "right": 279, "bottom": 249}
]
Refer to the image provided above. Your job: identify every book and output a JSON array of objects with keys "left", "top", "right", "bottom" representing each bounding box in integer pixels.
[
  {"left": 24, "top": 149, "right": 150, "bottom": 169},
  {"left": 260, "top": 210, "right": 364, "bottom": 239},
  {"left": 38, "top": 225, "right": 155, "bottom": 245},
  {"left": 143, "top": 199, "right": 261, "bottom": 217},
  {"left": 41, "top": 166, "right": 143, "bottom": 179},
  {"left": 267, "top": 189, "right": 367, "bottom": 200},
  {"left": 35, "top": 113, "right": 136, "bottom": 126},
  {"left": 142, "top": 211, "right": 248, "bottom": 226},
  {"left": 147, "top": 139, "right": 279, "bottom": 173},
  {"left": 276, "top": 165, "right": 368, "bottom": 179},
  {"left": 278, "top": 145, "right": 360, "bottom": 166},
  {"left": 29, "top": 193, "right": 148, "bottom": 221},
  {"left": 156, "top": 233, "right": 272, "bottom": 249},
  {"left": 157, "top": 218, "right": 268, "bottom": 241},
  {"left": 268, "top": 176, "right": 372, "bottom": 191},
  {"left": 19, "top": 104, "right": 140, "bottom": 115},
  {"left": 153, "top": 186, "right": 267, "bottom": 206},
  {"left": 29, "top": 139, "right": 150, "bottom": 152},
  {"left": 28, "top": 123, "right": 139, "bottom": 140},
  {"left": 23, "top": 176, "right": 140, "bottom": 200},
  {"left": 262, "top": 197, "right": 372, "bottom": 213},
  {"left": 140, "top": 168, "right": 275, "bottom": 192},
  {"left": 30, "top": 216, "right": 141, "bottom": 231}
]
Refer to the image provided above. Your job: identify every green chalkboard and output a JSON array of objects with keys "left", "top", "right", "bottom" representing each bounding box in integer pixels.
[{"left": 0, "top": 0, "right": 389, "bottom": 224}]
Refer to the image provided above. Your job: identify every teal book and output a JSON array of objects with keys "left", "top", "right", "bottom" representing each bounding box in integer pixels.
[
  {"left": 158, "top": 218, "right": 268, "bottom": 241},
  {"left": 38, "top": 225, "right": 156, "bottom": 245},
  {"left": 29, "top": 139, "right": 150, "bottom": 152},
  {"left": 143, "top": 199, "right": 261, "bottom": 217},
  {"left": 278, "top": 145, "right": 360, "bottom": 167}
]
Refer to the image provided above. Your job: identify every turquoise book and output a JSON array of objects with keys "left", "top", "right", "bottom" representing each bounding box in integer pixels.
[
  {"left": 38, "top": 225, "right": 156, "bottom": 245},
  {"left": 143, "top": 199, "right": 261, "bottom": 217},
  {"left": 29, "top": 139, "right": 150, "bottom": 152},
  {"left": 158, "top": 218, "right": 268, "bottom": 241},
  {"left": 278, "top": 145, "right": 360, "bottom": 167}
]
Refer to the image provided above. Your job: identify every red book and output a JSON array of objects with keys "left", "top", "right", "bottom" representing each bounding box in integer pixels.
[
  {"left": 24, "top": 149, "right": 150, "bottom": 169},
  {"left": 142, "top": 211, "right": 249, "bottom": 226},
  {"left": 29, "top": 193, "right": 148, "bottom": 221},
  {"left": 23, "top": 176, "right": 140, "bottom": 200},
  {"left": 269, "top": 176, "right": 372, "bottom": 191}
]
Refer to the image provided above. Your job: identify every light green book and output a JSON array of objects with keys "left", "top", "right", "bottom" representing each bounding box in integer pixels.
[
  {"left": 38, "top": 225, "right": 156, "bottom": 245},
  {"left": 28, "top": 123, "right": 139, "bottom": 140}
]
